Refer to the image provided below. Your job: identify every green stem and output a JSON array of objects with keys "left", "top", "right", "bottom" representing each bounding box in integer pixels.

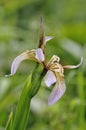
[
  {"left": 12, "top": 75, "right": 31, "bottom": 130},
  {"left": 11, "top": 63, "right": 46, "bottom": 130},
  {"left": 30, "top": 63, "right": 46, "bottom": 97}
]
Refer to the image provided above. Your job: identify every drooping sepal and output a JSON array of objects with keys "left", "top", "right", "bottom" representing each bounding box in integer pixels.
[
  {"left": 45, "top": 70, "right": 56, "bottom": 87},
  {"left": 6, "top": 50, "right": 36, "bottom": 76},
  {"left": 48, "top": 77, "right": 66, "bottom": 105}
]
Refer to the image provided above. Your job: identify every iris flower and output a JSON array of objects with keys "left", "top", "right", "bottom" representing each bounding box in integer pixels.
[{"left": 7, "top": 17, "right": 83, "bottom": 105}]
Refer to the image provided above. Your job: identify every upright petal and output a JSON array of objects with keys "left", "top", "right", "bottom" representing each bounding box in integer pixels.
[
  {"left": 35, "top": 48, "right": 45, "bottom": 62},
  {"left": 38, "top": 16, "right": 45, "bottom": 50},
  {"left": 38, "top": 17, "right": 53, "bottom": 54},
  {"left": 45, "top": 70, "right": 57, "bottom": 87},
  {"left": 45, "top": 36, "right": 54, "bottom": 42},
  {"left": 48, "top": 77, "right": 66, "bottom": 105},
  {"left": 7, "top": 50, "right": 36, "bottom": 76},
  {"left": 63, "top": 57, "right": 83, "bottom": 69}
]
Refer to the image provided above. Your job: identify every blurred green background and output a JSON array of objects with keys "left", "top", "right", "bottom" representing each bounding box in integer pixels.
[{"left": 0, "top": 0, "right": 86, "bottom": 130}]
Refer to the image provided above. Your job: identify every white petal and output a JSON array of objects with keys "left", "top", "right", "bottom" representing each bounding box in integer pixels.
[
  {"left": 45, "top": 70, "right": 57, "bottom": 87},
  {"left": 36, "top": 48, "right": 44, "bottom": 62},
  {"left": 45, "top": 36, "right": 54, "bottom": 42}
]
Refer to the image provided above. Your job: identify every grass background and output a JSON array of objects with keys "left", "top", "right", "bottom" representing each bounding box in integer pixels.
[{"left": 0, "top": 0, "right": 86, "bottom": 130}]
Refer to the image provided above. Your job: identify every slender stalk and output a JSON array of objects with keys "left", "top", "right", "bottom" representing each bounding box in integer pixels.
[
  {"left": 11, "top": 63, "right": 46, "bottom": 130},
  {"left": 77, "top": 71, "right": 85, "bottom": 130},
  {"left": 12, "top": 75, "right": 31, "bottom": 130}
]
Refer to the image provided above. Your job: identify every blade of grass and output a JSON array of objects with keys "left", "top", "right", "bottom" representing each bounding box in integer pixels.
[
  {"left": 77, "top": 71, "right": 85, "bottom": 130},
  {"left": 12, "top": 74, "right": 31, "bottom": 130},
  {"left": 5, "top": 112, "right": 13, "bottom": 130}
]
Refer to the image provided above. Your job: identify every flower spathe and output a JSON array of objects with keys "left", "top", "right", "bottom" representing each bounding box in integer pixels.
[{"left": 7, "top": 16, "right": 83, "bottom": 105}]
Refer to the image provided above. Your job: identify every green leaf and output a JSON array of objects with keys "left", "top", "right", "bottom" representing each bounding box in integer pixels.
[
  {"left": 11, "top": 63, "right": 46, "bottom": 130},
  {"left": 12, "top": 74, "right": 31, "bottom": 130},
  {"left": 5, "top": 112, "right": 13, "bottom": 130}
]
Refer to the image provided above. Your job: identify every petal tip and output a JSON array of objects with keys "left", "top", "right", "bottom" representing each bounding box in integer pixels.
[
  {"left": 45, "top": 36, "right": 54, "bottom": 42},
  {"left": 63, "top": 56, "right": 83, "bottom": 69}
]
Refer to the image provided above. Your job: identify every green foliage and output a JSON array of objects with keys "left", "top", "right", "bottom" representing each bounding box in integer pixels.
[
  {"left": 0, "top": 0, "right": 86, "bottom": 130},
  {"left": 11, "top": 75, "right": 31, "bottom": 130},
  {"left": 5, "top": 63, "right": 46, "bottom": 130},
  {"left": 6, "top": 112, "right": 13, "bottom": 130}
]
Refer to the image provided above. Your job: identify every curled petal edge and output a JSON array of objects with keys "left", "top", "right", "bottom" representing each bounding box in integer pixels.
[{"left": 63, "top": 57, "right": 83, "bottom": 69}]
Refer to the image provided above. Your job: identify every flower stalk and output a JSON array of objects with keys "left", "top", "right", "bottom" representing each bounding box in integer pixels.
[
  {"left": 12, "top": 63, "right": 46, "bottom": 130},
  {"left": 30, "top": 63, "right": 47, "bottom": 97}
]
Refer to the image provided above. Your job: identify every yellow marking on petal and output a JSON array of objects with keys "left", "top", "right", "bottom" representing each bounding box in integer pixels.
[
  {"left": 47, "top": 55, "right": 64, "bottom": 77},
  {"left": 7, "top": 50, "right": 40, "bottom": 76},
  {"left": 47, "top": 55, "right": 60, "bottom": 68}
]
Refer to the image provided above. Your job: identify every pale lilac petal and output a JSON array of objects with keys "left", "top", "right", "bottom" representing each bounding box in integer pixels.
[
  {"left": 48, "top": 79, "right": 66, "bottom": 105},
  {"left": 7, "top": 51, "right": 33, "bottom": 76},
  {"left": 36, "top": 48, "right": 44, "bottom": 62},
  {"left": 45, "top": 70, "right": 57, "bottom": 87},
  {"left": 63, "top": 57, "right": 83, "bottom": 69},
  {"left": 45, "top": 36, "right": 54, "bottom": 42}
]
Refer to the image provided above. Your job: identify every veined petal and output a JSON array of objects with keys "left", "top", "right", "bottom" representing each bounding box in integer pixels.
[
  {"left": 45, "top": 70, "right": 57, "bottom": 87},
  {"left": 7, "top": 50, "right": 36, "bottom": 76},
  {"left": 36, "top": 48, "right": 45, "bottom": 62},
  {"left": 48, "top": 78, "right": 66, "bottom": 105},
  {"left": 45, "top": 36, "right": 54, "bottom": 42},
  {"left": 63, "top": 57, "right": 83, "bottom": 69}
]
